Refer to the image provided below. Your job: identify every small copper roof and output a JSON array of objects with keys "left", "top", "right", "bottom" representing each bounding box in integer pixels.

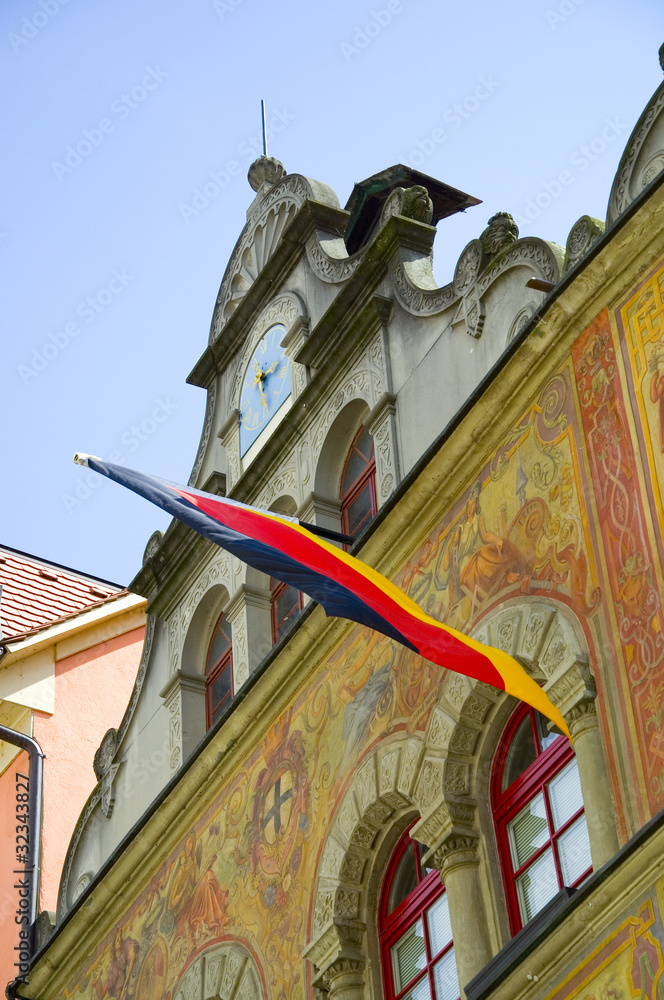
[
  {"left": 343, "top": 163, "right": 481, "bottom": 254},
  {"left": 0, "top": 545, "right": 123, "bottom": 643}
]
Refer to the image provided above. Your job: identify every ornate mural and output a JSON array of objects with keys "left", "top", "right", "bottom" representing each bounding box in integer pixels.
[{"left": 543, "top": 894, "right": 664, "bottom": 1000}]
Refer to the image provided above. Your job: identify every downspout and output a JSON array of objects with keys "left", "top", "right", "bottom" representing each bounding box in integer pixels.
[{"left": 0, "top": 724, "right": 45, "bottom": 1000}]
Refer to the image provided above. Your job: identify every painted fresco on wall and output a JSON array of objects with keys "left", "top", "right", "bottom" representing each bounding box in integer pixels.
[
  {"left": 568, "top": 299, "right": 664, "bottom": 814},
  {"left": 400, "top": 368, "right": 600, "bottom": 634},
  {"left": 543, "top": 895, "right": 664, "bottom": 1000}
]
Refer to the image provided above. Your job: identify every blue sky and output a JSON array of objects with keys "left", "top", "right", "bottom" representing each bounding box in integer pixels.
[{"left": 2, "top": 0, "right": 663, "bottom": 586}]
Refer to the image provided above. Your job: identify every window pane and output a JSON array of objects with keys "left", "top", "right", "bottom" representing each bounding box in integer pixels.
[
  {"left": 432, "top": 948, "right": 459, "bottom": 1000},
  {"left": 507, "top": 792, "right": 549, "bottom": 869},
  {"left": 557, "top": 815, "right": 592, "bottom": 885},
  {"left": 400, "top": 976, "right": 432, "bottom": 1000},
  {"left": 427, "top": 892, "right": 452, "bottom": 957},
  {"left": 347, "top": 484, "right": 373, "bottom": 535},
  {"left": 418, "top": 841, "right": 436, "bottom": 879},
  {"left": 516, "top": 847, "right": 559, "bottom": 923},
  {"left": 501, "top": 715, "right": 537, "bottom": 790},
  {"left": 207, "top": 623, "right": 231, "bottom": 671},
  {"left": 548, "top": 759, "right": 584, "bottom": 831},
  {"left": 355, "top": 426, "right": 373, "bottom": 461},
  {"left": 388, "top": 845, "right": 418, "bottom": 913},
  {"left": 275, "top": 584, "right": 300, "bottom": 636},
  {"left": 342, "top": 447, "right": 367, "bottom": 492},
  {"left": 392, "top": 920, "right": 426, "bottom": 993},
  {"left": 535, "top": 710, "right": 562, "bottom": 752},
  {"left": 210, "top": 668, "right": 231, "bottom": 711}
]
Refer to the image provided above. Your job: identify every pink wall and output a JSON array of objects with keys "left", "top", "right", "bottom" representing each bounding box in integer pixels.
[
  {"left": 0, "top": 624, "right": 144, "bottom": 987},
  {"left": 0, "top": 749, "right": 30, "bottom": 985}
]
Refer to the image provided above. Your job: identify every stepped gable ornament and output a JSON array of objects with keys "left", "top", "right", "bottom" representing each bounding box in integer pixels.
[
  {"left": 479, "top": 211, "right": 519, "bottom": 259},
  {"left": 209, "top": 169, "right": 340, "bottom": 342},
  {"left": 379, "top": 185, "right": 434, "bottom": 227},
  {"left": 607, "top": 45, "right": 664, "bottom": 224},
  {"left": 248, "top": 154, "right": 286, "bottom": 192},
  {"left": 564, "top": 216, "right": 605, "bottom": 273},
  {"left": 93, "top": 728, "right": 121, "bottom": 819}
]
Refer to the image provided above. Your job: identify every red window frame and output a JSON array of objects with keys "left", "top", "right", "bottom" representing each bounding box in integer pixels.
[
  {"left": 270, "top": 577, "right": 304, "bottom": 644},
  {"left": 379, "top": 829, "right": 458, "bottom": 1000},
  {"left": 340, "top": 425, "right": 377, "bottom": 541},
  {"left": 491, "top": 704, "right": 591, "bottom": 935},
  {"left": 205, "top": 613, "right": 233, "bottom": 729}
]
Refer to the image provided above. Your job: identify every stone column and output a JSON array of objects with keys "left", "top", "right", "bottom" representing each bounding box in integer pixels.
[
  {"left": 547, "top": 659, "right": 620, "bottom": 869},
  {"left": 366, "top": 392, "right": 400, "bottom": 506},
  {"left": 298, "top": 493, "right": 343, "bottom": 540},
  {"left": 225, "top": 584, "right": 272, "bottom": 690},
  {"left": 218, "top": 407, "right": 240, "bottom": 491},
  {"left": 566, "top": 701, "right": 620, "bottom": 868},
  {"left": 432, "top": 837, "right": 493, "bottom": 996},
  {"left": 322, "top": 959, "right": 365, "bottom": 1000},
  {"left": 159, "top": 670, "right": 207, "bottom": 775},
  {"left": 280, "top": 315, "right": 310, "bottom": 400}
]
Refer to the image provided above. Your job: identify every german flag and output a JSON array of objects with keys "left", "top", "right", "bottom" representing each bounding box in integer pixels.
[{"left": 74, "top": 456, "right": 569, "bottom": 737}]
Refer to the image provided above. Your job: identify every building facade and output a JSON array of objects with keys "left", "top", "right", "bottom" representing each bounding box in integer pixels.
[
  {"left": 16, "top": 45, "right": 664, "bottom": 1000},
  {"left": 0, "top": 547, "right": 146, "bottom": 985}
]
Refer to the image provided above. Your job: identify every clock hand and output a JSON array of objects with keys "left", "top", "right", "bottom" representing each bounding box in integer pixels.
[
  {"left": 252, "top": 361, "right": 265, "bottom": 389},
  {"left": 257, "top": 380, "right": 268, "bottom": 411}
]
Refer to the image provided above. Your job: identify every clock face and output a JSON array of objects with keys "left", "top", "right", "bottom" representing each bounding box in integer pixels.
[{"left": 239, "top": 324, "right": 291, "bottom": 456}]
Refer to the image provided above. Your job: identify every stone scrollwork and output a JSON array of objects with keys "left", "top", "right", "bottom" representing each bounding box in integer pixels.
[
  {"left": 564, "top": 216, "right": 605, "bottom": 273},
  {"left": 210, "top": 174, "right": 339, "bottom": 340},
  {"left": 607, "top": 70, "right": 664, "bottom": 224}
]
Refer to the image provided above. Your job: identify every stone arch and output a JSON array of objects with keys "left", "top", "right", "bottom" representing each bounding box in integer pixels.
[
  {"left": 171, "top": 938, "right": 265, "bottom": 1000},
  {"left": 313, "top": 397, "right": 371, "bottom": 501},
  {"left": 181, "top": 582, "right": 231, "bottom": 679},
  {"left": 304, "top": 732, "right": 432, "bottom": 986}
]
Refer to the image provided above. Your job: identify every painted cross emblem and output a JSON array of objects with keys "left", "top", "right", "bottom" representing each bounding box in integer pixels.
[{"left": 262, "top": 768, "right": 294, "bottom": 845}]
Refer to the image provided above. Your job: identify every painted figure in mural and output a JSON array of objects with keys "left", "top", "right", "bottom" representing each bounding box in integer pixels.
[
  {"left": 442, "top": 480, "right": 524, "bottom": 614},
  {"left": 167, "top": 832, "right": 229, "bottom": 946},
  {"left": 648, "top": 349, "right": 664, "bottom": 451},
  {"left": 135, "top": 940, "right": 168, "bottom": 1000},
  {"left": 106, "top": 928, "right": 140, "bottom": 1000}
]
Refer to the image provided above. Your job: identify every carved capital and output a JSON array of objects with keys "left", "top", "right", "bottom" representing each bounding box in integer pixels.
[
  {"left": 566, "top": 698, "right": 599, "bottom": 740},
  {"left": 322, "top": 958, "right": 365, "bottom": 992},
  {"left": 545, "top": 657, "right": 597, "bottom": 719},
  {"left": 430, "top": 834, "right": 480, "bottom": 875}
]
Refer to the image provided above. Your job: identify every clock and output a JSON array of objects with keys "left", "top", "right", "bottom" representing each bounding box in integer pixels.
[{"left": 239, "top": 324, "right": 291, "bottom": 456}]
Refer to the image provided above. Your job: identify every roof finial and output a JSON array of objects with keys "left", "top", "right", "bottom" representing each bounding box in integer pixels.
[{"left": 261, "top": 99, "right": 268, "bottom": 157}]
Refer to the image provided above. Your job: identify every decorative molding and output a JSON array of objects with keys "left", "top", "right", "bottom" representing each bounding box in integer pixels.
[
  {"left": 607, "top": 80, "right": 664, "bottom": 224},
  {"left": 210, "top": 175, "right": 338, "bottom": 340},
  {"left": 564, "top": 216, "right": 606, "bottom": 273},
  {"left": 387, "top": 234, "right": 562, "bottom": 324},
  {"left": 188, "top": 381, "right": 217, "bottom": 487},
  {"left": 171, "top": 939, "right": 265, "bottom": 1000},
  {"left": 306, "top": 230, "right": 361, "bottom": 283}
]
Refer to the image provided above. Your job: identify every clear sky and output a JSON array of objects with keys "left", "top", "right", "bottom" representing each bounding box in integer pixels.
[{"left": 2, "top": 0, "right": 663, "bottom": 586}]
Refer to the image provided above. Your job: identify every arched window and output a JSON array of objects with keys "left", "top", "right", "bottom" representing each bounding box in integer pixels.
[
  {"left": 492, "top": 705, "right": 592, "bottom": 934},
  {"left": 379, "top": 829, "right": 459, "bottom": 1000},
  {"left": 270, "top": 577, "right": 303, "bottom": 644},
  {"left": 205, "top": 614, "right": 233, "bottom": 728},
  {"left": 340, "top": 425, "right": 376, "bottom": 539}
]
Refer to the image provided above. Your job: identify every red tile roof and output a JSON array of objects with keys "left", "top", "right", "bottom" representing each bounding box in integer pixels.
[{"left": 0, "top": 546, "right": 124, "bottom": 643}]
